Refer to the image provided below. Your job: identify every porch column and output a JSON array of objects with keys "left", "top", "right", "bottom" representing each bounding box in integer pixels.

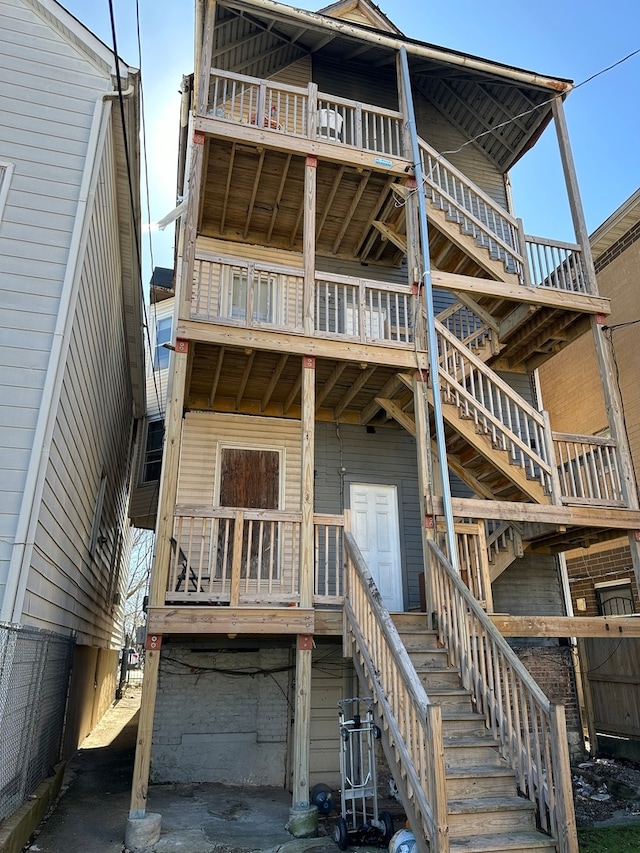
[
  {"left": 552, "top": 96, "right": 640, "bottom": 592},
  {"left": 127, "top": 342, "right": 189, "bottom": 845},
  {"left": 303, "top": 156, "right": 317, "bottom": 336},
  {"left": 289, "top": 355, "right": 317, "bottom": 836}
]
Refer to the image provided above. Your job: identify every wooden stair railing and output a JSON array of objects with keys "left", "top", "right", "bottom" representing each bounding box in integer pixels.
[
  {"left": 426, "top": 539, "right": 579, "bottom": 853},
  {"left": 418, "top": 138, "right": 525, "bottom": 280},
  {"left": 435, "top": 319, "right": 555, "bottom": 498},
  {"left": 343, "top": 532, "right": 449, "bottom": 853}
]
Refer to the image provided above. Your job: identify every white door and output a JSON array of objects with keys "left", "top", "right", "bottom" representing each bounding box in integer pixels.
[{"left": 350, "top": 483, "right": 403, "bottom": 611}]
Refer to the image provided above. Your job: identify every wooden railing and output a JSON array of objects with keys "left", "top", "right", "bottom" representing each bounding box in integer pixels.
[
  {"left": 525, "top": 235, "right": 588, "bottom": 294},
  {"left": 418, "top": 138, "right": 524, "bottom": 279},
  {"left": 435, "top": 320, "right": 554, "bottom": 494},
  {"left": 313, "top": 514, "right": 344, "bottom": 603},
  {"left": 315, "top": 273, "right": 413, "bottom": 345},
  {"left": 344, "top": 533, "right": 448, "bottom": 853},
  {"left": 436, "top": 301, "right": 497, "bottom": 355},
  {"left": 485, "top": 520, "right": 523, "bottom": 567},
  {"left": 438, "top": 522, "right": 493, "bottom": 612},
  {"left": 317, "top": 94, "right": 405, "bottom": 157},
  {"left": 427, "top": 540, "right": 579, "bottom": 853},
  {"left": 191, "top": 254, "right": 415, "bottom": 347},
  {"left": 192, "top": 254, "right": 305, "bottom": 332},
  {"left": 553, "top": 432, "right": 624, "bottom": 506},
  {"left": 207, "top": 69, "right": 405, "bottom": 158},
  {"left": 168, "top": 507, "right": 345, "bottom": 606},
  {"left": 168, "top": 507, "right": 301, "bottom": 604}
]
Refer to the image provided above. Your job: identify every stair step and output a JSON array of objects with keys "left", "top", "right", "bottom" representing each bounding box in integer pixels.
[
  {"left": 425, "top": 687, "right": 474, "bottom": 709},
  {"left": 448, "top": 796, "right": 536, "bottom": 837},
  {"left": 450, "top": 831, "right": 556, "bottom": 853},
  {"left": 446, "top": 765, "right": 519, "bottom": 799},
  {"left": 443, "top": 736, "right": 504, "bottom": 768},
  {"left": 415, "top": 667, "right": 462, "bottom": 689},
  {"left": 405, "top": 649, "right": 450, "bottom": 668},
  {"left": 442, "top": 711, "right": 489, "bottom": 736}
]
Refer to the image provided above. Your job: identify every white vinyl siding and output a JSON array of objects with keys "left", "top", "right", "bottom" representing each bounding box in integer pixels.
[
  {"left": 0, "top": 0, "right": 110, "bottom": 597},
  {"left": 21, "top": 121, "right": 134, "bottom": 646}
]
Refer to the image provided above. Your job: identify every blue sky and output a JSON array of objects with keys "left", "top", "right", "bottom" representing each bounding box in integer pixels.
[{"left": 62, "top": 0, "right": 639, "bottom": 281}]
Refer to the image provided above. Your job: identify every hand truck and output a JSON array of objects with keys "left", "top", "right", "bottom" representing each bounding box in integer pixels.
[{"left": 333, "top": 698, "right": 394, "bottom": 849}]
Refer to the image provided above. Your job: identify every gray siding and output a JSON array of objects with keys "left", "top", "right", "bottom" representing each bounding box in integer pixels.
[
  {"left": 23, "top": 120, "right": 134, "bottom": 645},
  {"left": 0, "top": 0, "right": 110, "bottom": 599},
  {"left": 315, "top": 421, "right": 423, "bottom": 609}
]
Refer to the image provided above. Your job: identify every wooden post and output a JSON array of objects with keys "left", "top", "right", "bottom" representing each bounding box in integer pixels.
[
  {"left": 414, "top": 370, "right": 437, "bottom": 617},
  {"left": 196, "top": 0, "right": 216, "bottom": 116},
  {"left": 303, "top": 157, "right": 317, "bottom": 337},
  {"left": 130, "top": 346, "right": 188, "bottom": 817},
  {"left": 552, "top": 95, "right": 640, "bottom": 593},
  {"left": 291, "top": 356, "right": 315, "bottom": 813},
  {"left": 549, "top": 703, "right": 580, "bottom": 853}
]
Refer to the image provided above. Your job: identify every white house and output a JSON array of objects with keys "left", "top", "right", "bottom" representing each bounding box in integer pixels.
[{"left": 0, "top": 0, "right": 144, "bottom": 827}]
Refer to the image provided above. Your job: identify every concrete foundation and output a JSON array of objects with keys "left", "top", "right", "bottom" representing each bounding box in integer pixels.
[
  {"left": 286, "top": 805, "right": 318, "bottom": 838},
  {"left": 125, "top": 812, "right": 162, "bottom": 850}
]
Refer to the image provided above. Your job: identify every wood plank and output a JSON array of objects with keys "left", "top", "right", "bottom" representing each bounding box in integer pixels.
[
  {"left": 194, "top": 115, "right": 412, "bottom": 175},
  {"left": 334, "top": 365, "right": 377, "bottom": 417},
  {"left": 147, "top": 606, "right": 314, "bottom": 634},
  {"left": 178, "top": 319, "right": 429, "bottom": 369},
  {"left": 432, "top": 496, "right": 640, "bottom": 529},
  {"left": 490, "top": 614, "right": 640, "bottom": 638},
  {"left": 431, "top": 269, "right": 610, "bottom": 316},
  {"left": 332, "top": 171, "right": 371, "bottom": 254}
]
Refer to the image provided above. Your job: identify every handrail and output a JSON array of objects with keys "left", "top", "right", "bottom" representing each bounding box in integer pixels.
[
  {"left": 435, "top": 319, "right": 553, "bottom": 494},
  {"left": 552, "top": 432, "right": 624, "bottom": 506},
  {"left": 418, "top": 137, "right": 524, "bottom": 279},
  {"left": 427, "top": 539, "right": 579, "bottom": 853},
  {"left": 525, "top": 234, "right": 588, "bottom": 294},
  {"left": 344, "top": 533, "right": 448, "bottom": 853}
]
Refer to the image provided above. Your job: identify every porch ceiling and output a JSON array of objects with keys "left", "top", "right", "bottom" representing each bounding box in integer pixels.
[
  {"left": 186, "top": 342, "right": 410, "bottom": 425},
  {"left": 199, "top": 139, "right": 405, "bottom": 264},
  {"left": 213, "top": 0, "right": 567, "bottom": 172}
]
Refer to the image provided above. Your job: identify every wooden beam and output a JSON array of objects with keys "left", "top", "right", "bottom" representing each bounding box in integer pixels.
[
  {"left": 303, "top": 155, "right": 316, "bottom": 335},
  {"left": 300, "top": 356, "right": 315, "bottom": 610},
  {"left": 195, "top": 115, "right": 412, "bottom": 176},
  {"left": 261, "top": 353, "right": 288, "bottom": 410},
  {"left": 360, "top": 373, "right": 404, "bottom": 424},
  {"left": 317, "top": 165, "right": 346, "bottom": 240},
  {"left": 178, "top": 319, "right": 429, "bottom": 370},
  {"left": 235, "top": 349, "right": 255, "bottom": 408},
  {"left": 316, "top": 361, "right": 347, "bottom": 408},
  {"left": 334, "top": 365, "right": 377, "bottom": 417},
  {"left": 372, "top": 220, "right": 407, "bottom": 253},
  {"left": 219, "top": 143, "right": 236, "bottom": 234},
  {"left": 490, "top": 614, "right": 640, "bottom": 638},
  {"left": 242, "top": 148, "right": 265, "bottom": 239},
  {"left": 430, "top": 496, "right": 640, "bottom": 529},
  {"left": 147, "top": 606, "right": 314, "bottom": 634},
  {"left": 284, "top": 373, "right": 302, "bottom": 414},
  {"left": 431, "top": 269, "right": 610, "bottom": 316},
  {"left": 266, "top": 152, "right": 292, "bottom": 242},
  {"left": 353, "top": 177, "right": 396, "bottom": 256},
  {"left": 332, "top": 171, "right": 371, "bottom": 255}
]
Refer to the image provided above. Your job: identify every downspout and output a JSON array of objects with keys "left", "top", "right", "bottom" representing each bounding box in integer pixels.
[
  {"left": 399, "top": 46, "right": 458, "bottom": 569},
  {"left": 2, "top": 85, "right": 134, "bottom": 623}
]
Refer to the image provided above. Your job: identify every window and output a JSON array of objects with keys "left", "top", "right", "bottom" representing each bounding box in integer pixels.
[
  {"left": 595, "top": 580, "right": 635, "bottom": 616},
  {"left": 154, "top": 316, "right": 172, "bottom": 369},
  {"left": 142, "top": 420, "right": 164, "bottom": 483},
  {"left": 222, "top": 268, "right": 280, "bottom": 324}
]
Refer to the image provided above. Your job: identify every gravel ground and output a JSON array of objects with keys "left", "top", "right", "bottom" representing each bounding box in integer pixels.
[{"left": 572, "top": 757, "right": 640, "bottom": 827}]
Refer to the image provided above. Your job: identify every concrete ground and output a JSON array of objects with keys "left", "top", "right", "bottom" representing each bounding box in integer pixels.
[{"left": 25, "top": 685, "right": 401, "bottom": 853}]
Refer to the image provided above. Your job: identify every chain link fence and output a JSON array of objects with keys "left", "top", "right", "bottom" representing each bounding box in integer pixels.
[{"left": 0, "top": 623, "right": 75, "bottom": 821}]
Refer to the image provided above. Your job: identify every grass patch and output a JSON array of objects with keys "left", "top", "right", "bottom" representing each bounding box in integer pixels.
[{"left": 578, "top": 824, "right": 640, "bottom": 852}]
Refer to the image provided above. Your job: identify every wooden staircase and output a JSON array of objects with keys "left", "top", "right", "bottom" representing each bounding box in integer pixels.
[
  {"left": 391, "top": 618, "right": 557, "bottom": 853},
  {"left": 344, "top": 534, "right": 579, "bottom": 853}
]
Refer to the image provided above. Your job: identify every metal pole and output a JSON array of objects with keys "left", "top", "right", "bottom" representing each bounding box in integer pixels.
[{"left": 399, "top": 46, "right": 458, "bottom": 570}]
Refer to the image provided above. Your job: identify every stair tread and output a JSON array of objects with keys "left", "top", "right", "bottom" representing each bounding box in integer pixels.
[
  {"left": 442, "top": 711, "right": 485, "bottom": 720},
  {"left": 450, "top": 831, "right": 556, "bottom": 852},
  {"left": 446, "top": 765, "right": 516, "bottom": 778},
  {"left": 448, "top": 796, "right": 536, "bottom": 814},
  {"left": 444, "top": 735, "right": 501, "bottom": 747}
]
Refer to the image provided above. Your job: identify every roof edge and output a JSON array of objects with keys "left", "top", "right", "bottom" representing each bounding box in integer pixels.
[{"left": 590, "top": 187, "right": 640, "bottom": 259}]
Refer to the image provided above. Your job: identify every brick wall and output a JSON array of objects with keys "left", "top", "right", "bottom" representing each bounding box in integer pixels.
[
  {"left": 566, "top": 543, "right": 639, "bottom": 617},
  {"left": 151, "top": 644, "right": 291, "bottom": 785},
  {"left": 514, "top": 645, "right": 584, "bottom": 762}
]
